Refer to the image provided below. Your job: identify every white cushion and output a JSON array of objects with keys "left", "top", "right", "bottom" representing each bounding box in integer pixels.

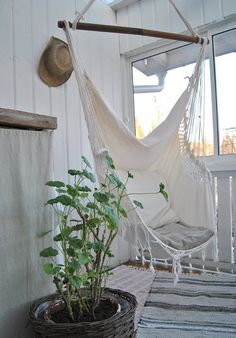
[
  {"left": 117, "top": 169, "right": 179, "bottom": 228},
  {"left": 152, "top": 222, "right": 214, "bottom": 250}
]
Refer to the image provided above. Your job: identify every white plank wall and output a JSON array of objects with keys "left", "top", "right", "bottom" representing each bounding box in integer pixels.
[
  {"left": 0, "top": 0, "right": 129, "bottom": 266},
  {"left": 116, "top": 0, "right": 236, "bottom": 54}
]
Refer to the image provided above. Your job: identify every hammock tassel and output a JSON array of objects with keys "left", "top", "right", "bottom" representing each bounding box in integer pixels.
[{"left": 173, "top": 257, "right": 182, "bottom": 286}]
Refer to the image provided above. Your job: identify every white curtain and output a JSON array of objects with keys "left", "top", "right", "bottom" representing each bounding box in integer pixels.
[{"left": 0, "top": 128, "right": 54, "bottom": 338}]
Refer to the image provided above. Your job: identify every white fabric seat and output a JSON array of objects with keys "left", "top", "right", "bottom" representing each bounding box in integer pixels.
[{"left": 152, "top": 222, "right": 214, "bottom": 251}]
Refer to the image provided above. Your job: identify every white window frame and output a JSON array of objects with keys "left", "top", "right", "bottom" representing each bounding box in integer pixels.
[{"left": 122, "top": 17, "right": 236, "bottom": 172}]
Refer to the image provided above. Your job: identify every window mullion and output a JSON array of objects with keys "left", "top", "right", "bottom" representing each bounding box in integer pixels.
[{"left": 208, "top": 34, "right": 220, "bottom": 157}]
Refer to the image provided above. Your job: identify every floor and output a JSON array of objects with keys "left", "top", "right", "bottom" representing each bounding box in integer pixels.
[{"left": 107, "top": 264, "right": 155, "bottom": 327}]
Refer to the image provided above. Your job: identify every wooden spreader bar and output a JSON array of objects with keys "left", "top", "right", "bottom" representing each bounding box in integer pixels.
[{"left": 58, "top": 21, "right": 205, "bottom": 44}]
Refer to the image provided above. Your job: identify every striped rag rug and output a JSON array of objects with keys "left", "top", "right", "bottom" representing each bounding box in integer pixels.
[{"left": 137, "top": 271, "right": 236, "bottom": 338}]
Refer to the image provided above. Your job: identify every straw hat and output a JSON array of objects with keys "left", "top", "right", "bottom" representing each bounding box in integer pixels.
[{"left": 38, "top": 36, "right": 73, "bottom": 87}]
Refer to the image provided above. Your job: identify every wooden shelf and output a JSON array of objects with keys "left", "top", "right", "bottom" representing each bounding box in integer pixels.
[{"left": 0, "top": 108, "right": 57, "bottom": 130}]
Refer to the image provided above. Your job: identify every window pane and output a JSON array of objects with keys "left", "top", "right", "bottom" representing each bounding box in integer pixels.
[
  {"left": 214, "top": 28, "right": 236, "bottom": 155},
  {"left": 132, "top": 44, "right": 214, "bottom": 156}
]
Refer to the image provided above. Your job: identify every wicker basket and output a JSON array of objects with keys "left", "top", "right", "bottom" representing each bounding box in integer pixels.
[{"left": 29, "top": 288, "right": 137, "bottom": 338}]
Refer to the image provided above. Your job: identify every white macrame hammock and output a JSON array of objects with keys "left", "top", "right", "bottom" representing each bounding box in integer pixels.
[{"left": 63, "top": 11, "right": 216, "bottom": 281}]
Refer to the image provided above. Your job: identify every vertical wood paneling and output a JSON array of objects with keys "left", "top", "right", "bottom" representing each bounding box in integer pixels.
[
  {"left": 154, "top": 0, "right": 171, "bottom": 35},
  {"left": 140, "top": 0, "right": 156, "bottom": 46},
  {"left": 127, "top": 1, "right": 142, "bottom": 51},
  {"left": 13, "top": 0, "right": 34, "bottom": 111},
  {"left": 203, "top": 0, "right": 223, "bottom": 23},
  {"left": 169, "top": 0, "right": 186, "bottom": 33},
  {"left": 217, "top": 174, "right": 232, "bottom": 263},
  {"left": 184, "top": 0, "right": 204, "bottom": 28},
  {"left": 0, "top": 1, "right": 14, "bottom": 108},
  {"left": 117, "top": 7, "right": 130, "bottom": 54},
  {"left": 31, "top": 0, "right": 51, "bottom": 115},
  {"left": 47, "top": 0, "right": 68, "bottom": 182},
  {"left": 222, "top": 0, "right": 236, "bottom": 17},
  {"left": 116, "top": 0, "right": 236, "bottom": 54}
]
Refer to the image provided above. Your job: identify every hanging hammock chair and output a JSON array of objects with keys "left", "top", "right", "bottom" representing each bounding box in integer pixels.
[{"left": 62, "top": 9, "right": 216, "bottom": 280}]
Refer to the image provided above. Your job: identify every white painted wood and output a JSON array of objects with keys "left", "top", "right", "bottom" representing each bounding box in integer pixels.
[
  {"left": 31, "top": 0, "right": 51, "bottom": 115},
  {"left": 202, "top": 0, "right": 223, "bottom": 24},
  {"left": 0, "top": 1, "right": 14, "bottom": 108},
  {"left": 116, "top": 0, "right": 236, "bottom": 54},
  {"left": 47, "top": 0, "right": 69, "bottom": 182},
  {"left": 169, "top": 0, "right": 186, "bottom": 33},
  {"left": 217, "top": 173, "right": 232, "bottom": 263},
  {"left": 140, "top": 0, "right": 156, "bottom": 46},
  {"left": 154, "top": 0, "right": 171, "bottom": 32},
  {"left": 127, "top": 1, "right": 142, "bottom": 51},
  {"left": 222, "top": 0, "right": 236, "bottom": 17},
  {"left": 116, "top": 6, "right": 130, "bottom": 54},
  {"left": 13, "top": 0, "right": 34, "bottom": 111}
]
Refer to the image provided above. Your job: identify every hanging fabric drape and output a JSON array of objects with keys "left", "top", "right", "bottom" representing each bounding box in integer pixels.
[{"left": 63, "top": 12, "right": 216, "bottom": 281}]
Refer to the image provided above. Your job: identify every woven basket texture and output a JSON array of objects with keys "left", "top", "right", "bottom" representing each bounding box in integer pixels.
[{"left": 29, "top": 288, "right": 137, "bottom": 338}]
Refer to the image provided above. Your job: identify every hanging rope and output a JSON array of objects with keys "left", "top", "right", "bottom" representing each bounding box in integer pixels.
[
  {"left": 72, "top": 0, "right": 96, "bottom": 30},
  {"left": 169, "top": 0, "right": 200, "bottom": 39}
]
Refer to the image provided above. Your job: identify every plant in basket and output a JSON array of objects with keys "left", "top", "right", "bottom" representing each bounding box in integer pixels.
[{"left": 29, "top": 154, "right": 167, "bottom": 338}]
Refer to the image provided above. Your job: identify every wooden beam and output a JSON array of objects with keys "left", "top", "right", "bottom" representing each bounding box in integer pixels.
[
  {"left": 58, "top": 21, "right": 206, "bottom": 44},
  {"left": 0, "top": 108, "right": 57, "bottom": 130}
]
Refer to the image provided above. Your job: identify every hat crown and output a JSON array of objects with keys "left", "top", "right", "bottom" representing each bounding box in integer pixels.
[
  {"left": 38, "top": 36, "right": 73, "bottom": 87},
  {"left": 45, "top": 43, "right": 72, "bottom": 75}
]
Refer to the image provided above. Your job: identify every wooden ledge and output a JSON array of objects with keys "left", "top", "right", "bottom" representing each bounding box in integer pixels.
[{"left": 0, "top": 108, "right": 57, "bottom": 130}]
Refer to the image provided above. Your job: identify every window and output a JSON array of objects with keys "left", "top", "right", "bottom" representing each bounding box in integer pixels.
[
  {"left": 213, "top": 29, "right": 236, "bottom": 155},
  {"left": 127, "top": 23, "right": 236, "bottom": 162}
]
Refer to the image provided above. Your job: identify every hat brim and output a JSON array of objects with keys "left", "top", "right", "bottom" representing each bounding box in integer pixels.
[
  {"left": 38, "top": 37, "right": 73, "bottom": 87},
  {"left": 39, "top": 56, "right": 73, "bottom": 87}
]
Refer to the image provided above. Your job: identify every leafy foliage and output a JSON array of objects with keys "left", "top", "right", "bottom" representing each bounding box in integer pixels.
[{"left": 40, "top": 154, "right": 168, "bottom": 322}]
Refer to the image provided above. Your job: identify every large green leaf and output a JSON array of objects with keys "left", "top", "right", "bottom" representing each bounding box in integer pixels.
[
  {"left": 46, "top": 181, "right": 65, "bottom": 188},
  {"left": 105, "top": 154, "right": 115, "bottom": 169},
  {"left": 133, "top": 200, "right": 144, "bottom": 209},
  {"left": 40, "top": 247, "right": 58, "bottom": 257},
  {"left": 69, "top": 237, "right": 83, "bottom": 249},
  {"left": 159, "top": 183, "right": 168, "bottom": 201},
  {"left": 61, "top": 226, "right": 74, "bottom": 237},
  {"left": 68, "top": 169, "right": 80, "bottom": 176},
  {"left": 119, "top": 206, "right": 127, "bottom": 218},
  {"left": 43, "top": 263, "right": 54, "bottom": 275},
  {"left": 66, "top": 185, "right": 77, "bottom": 198},
  {"left": 53, "top": 233, "right": 63, "bottom": 242},
  {"left": 71, "top": 259, "right": 81, "bottom": 271},
  {"left": 78, "top": 252, "right": 90, "bottom": 265},
  {"left": 67, "top": 247, "right": 75, "bottom": 257},
  {"left": 103, "top": 205, "right": 118, "bottom": 230},
  {"left": 82, "top": 156, "right": 92, "bottom": 169},
  {"left": 87, "top": 217, "right": 101, "bottom": 228},
  {"left": 78, "top": 185, "right": 91, "bottom": 192},
  {"left": 93, "top": 241, "right": 106, "bottom": 252},
  {"left": 86, "top": 202, "right": 97, "bottom": 210},
  {"left": 74, "top": 199, "right": 89, "bottom": 213},
  {"left": 128, "top": 171, "right": 134, "bottom": 179},
  {"left": 82, "top": 169, "right": 96, "bottom": 183},
  {"left": 70, "top": 275, "right": 81, "bottom": 288},
  {"left": 108, "top": 173, "right": 124, "bottom": 188},
  {"left": 93, "top": 192, "right": 109, "bottom": 203},
  {"left": 46, "top": 195, "right": 72, "bottom": 206}
]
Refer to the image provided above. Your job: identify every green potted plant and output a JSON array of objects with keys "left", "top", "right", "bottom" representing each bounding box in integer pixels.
[{"left": 29, "top": 154, "right": 167, "bottom": 338}]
